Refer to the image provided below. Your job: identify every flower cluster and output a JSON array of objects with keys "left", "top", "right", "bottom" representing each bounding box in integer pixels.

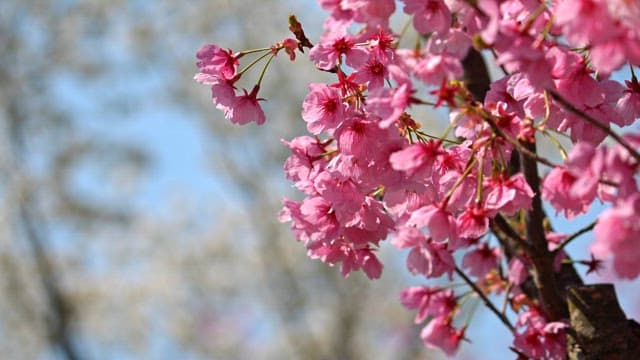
[{"left": 196, "top": 0, "right": 640, "bottom": 358}]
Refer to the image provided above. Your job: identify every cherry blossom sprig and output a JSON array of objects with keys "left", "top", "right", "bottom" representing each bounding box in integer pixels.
[{"left": 195, "top": 0, "right": 640, "bottom": 357}]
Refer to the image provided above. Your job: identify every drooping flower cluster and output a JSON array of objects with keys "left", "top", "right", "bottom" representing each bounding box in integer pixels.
[{"left": 196, "top": 0, "right": 640, "bottom": 358}]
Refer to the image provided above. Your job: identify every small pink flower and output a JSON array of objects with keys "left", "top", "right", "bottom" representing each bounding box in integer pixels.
[
  {"left": 484, "top": 173, "right": 534, "bottom": 216},
  {"left": 407, "top": 241, "right": 455, "bottom": 279},
  {"left": 302, "top": 83, "right": 345, "bottom": 134},
  {"left": 366, "top": 65, "right": 413, "bottom": 127},
  {"left": 357, "top": 248, "right": 384, "bottom": 279},
  {"left": 282, "top": 136, "right": 328, "bottom": 194},
  {"left": 309, "top": 242, "right": 383, "bottom": 280},
  {"left": 400, "top": 286, "right": 456, "bottom": 323},
  {"left": 554, "top": 0, "right": 619, "bottom": 45},
  {"left": 408, "top": 204, "right": 456, "bottom": 242},
  {"left": 207, "top": 79, "right": 237, "bottom": 117},
  {"left": 230, "top": 86, "right": 266, "bottom": 125},
  {"left": 508, "top": 257, "right": 529, "bottom": 286},
  {"left": 309, "top": 32, "right": 368, "bottom": 70},
  {"left": 341, "top": 0, "right": 396, "bottom": 26},
  {"left": 420, "top": 316, "right": 465, "bottom": 356},
  {"left": 414, "top": 54, "right": 463, "bottom": 86},
  {"left": 280, "top": 38, "right": 299, "bottom": 61},
  {"left": 592, "top": 193, "right": 640, "bottom": 279},
  {"left": 617, "top": 75, "right": 640, "bottom": 125},
  {"left": 401, "top": 0, "right": 452, "bottom": 35},
  {"left": 513, "top": 309, "right": 567, "bottom": 360},
  {"left": 195, "top": 44, "right": 238, "bottom": 80},
  {"left": 456, "top": 205, "right": 489, "bottom": 239},
  {"left": 462, "top": 242, "right": 501, "bottom": 278},
  {"left": 368, "top": 28, "right": 396, "bottom": 63},
  {"left": 541, "top": 167, "right": 590, "bottom": 219},
  {"left": 389, "top": 140, "right": 444, "bottom": 177},
  {"left": 353, "top": 55, "right": 388, "bottom": 90},
  {"left": 391, "top": 226, "right": 426, "bottom": 249}
]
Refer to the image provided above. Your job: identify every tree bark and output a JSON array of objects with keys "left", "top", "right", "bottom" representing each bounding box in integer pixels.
[
  {"left": 567, "top": 284, "right": 640, "bottom": 359},
  {"left": 461, "top": 48, "right": 640, "bottom": 359}
]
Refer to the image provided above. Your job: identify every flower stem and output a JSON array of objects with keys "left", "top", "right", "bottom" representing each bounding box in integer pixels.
[
  {"left": 256, "top": 53, "right": 276, "bottom": 87},
  {"left": 443, "top": 155, "right": 477, "bottom": 207},
  {"left": 237, "top": 50, "right": 273, "bottom": 78},
  {"left": 238, "top": 47, "right": 272, "bottom": 57}
]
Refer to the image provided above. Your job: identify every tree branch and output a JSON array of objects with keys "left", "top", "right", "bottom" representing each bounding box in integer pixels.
[
  {"left": 548, "top": 90, "right": 640, "bottom": 164},
  {"left": 553, "top": 221, "right": 596, "bottom": 255},
  {"left": 519, "top": 139, "right": 568, "bottom": 321},
  {"left": 455, "top": 267, "right": 515, "bottom": 333},
  {"left": 567, "top": 284, "right": 640, "bottom": 359}
]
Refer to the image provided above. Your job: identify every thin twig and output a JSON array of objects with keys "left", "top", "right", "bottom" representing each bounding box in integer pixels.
[
  {"left": 553, "top": 221, "right": 596, "bottom": 255},
  {"left": 510, "top": 346, "right": 529, "bottom": 357},
  {"left": 484, "top": 117, "right": 557, "bottom": 168},
  {"left": 455, "top": 266, "right": 515, "bottom": 333},
  {"left": 548, "top": 90, "right": 640, "bottom": 164}
]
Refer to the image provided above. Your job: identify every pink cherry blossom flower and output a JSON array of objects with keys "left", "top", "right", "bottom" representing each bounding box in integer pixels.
[
  {"left": 407, "top": 241, "right": 455, "bottom": 279},
  {"left": 282, "top": 136, "right": 328, "bottom": 194},
  {"left": 353, "top": 55, "right": 388, "bottom": 90},
  {"left": 414, "top": 54, "right": 463, "bottom": 86},
  {"left": 456, "top": 205, "right": 490, "bottom": 239},
  {"left": 341, "top": 0, "right": 396, "bottom": 26},
  {"left": 484, "top": 173, "right": 534, "bottom": 216},
  {"left": 508, "top": 257, "right": 529, "bottom": 286},
  {"left": 513, "top": 309, "right": 567, "bottom": 360},
  {"left": 420, "top": 316, "right": 466, "bottom": 356},
  {"left": 541, "top": 167, "right": 591, "bottom": 219},
  {"left": 368, "top": 28, "right": 396, "bottom": 63},
  {"left": 554, "top": 0, "right": 619, "bottom": 45},
  {"left": 299, "top": 196, "right": 340, "bottom": 242},
  {"left": 308, "top": 241, "right": 383, "bottom": 279},
  {"left": 591, "top": 193, "right": 640, "bottom": 279},
  {"left": 357, "top": 248, "right": 384, "bottom": 279},
  {"left": 206, "top": 79, "right": 237, "bottom": 117},
  {"left": 408, "top": 203, "right": 457, "bottom": 243},
  {"left": 366, "top": 65, "right": 414, "bottom": 128},
  {"left": 302, "top": 83, "right": 345, "bottom": 134},
  {"left": 309, "top": 32, "right": 368, "bottom": 70},
  {"left": 389, "top": 140, "right": 444, "bottom": 177},
  {"left": 335, "top": 116, "right": 400, "bottom": 159},
  {"left": 616, "top": 75, "right": 640, "bottom": 125},
  {"left": 564, "top": 142, "right": 602, "bottom": 204},
  {"left": 401, "top": 0, "right": 452, "bottom": 35},
  {"left": 400, "top": 286, "right": 456, "bottom": 323},
  {"left": 229, "top": 86, "right": 266, "bottom": 125},
  {"left": 462, "top": 242, "right": 501, "bottom": 278},
  {"left": 318, "top": 0, "right": 354, "bottom": 31},
  {"left": 195, "top": 44, "right": 238, "bottom": 80},
  {"left": 391, "top": 226, "right": 428, "bottom": 249}
]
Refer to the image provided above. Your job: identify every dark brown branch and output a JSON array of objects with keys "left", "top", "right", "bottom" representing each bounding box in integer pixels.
[
  {"left": 519, "top": 139, "right": 568, "bottom": 321},
  {"left": 491, "top": 214, "right": 534, "bottom": 254},
  {"left": 462, "top": 49, "right": 491, "bottom": 102},
  {"left": 567, "top": 284, "right": 640, "bottom": 359}
]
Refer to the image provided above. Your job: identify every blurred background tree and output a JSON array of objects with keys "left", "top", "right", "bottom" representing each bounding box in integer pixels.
[{"left": 0, "top": 1, "right": 432, "bottom": 359}]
